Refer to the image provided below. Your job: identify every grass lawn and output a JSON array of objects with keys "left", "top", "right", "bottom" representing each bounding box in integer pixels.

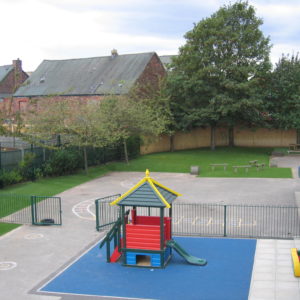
[
  {"left": 108, "top": 147, "right": 292, "bottom": 178},
  {"left": 0, "top": 223, "right": 21, "bottom": 236},
  {"left": 0, "top": 165, "right": 111, "bottom": 196}
]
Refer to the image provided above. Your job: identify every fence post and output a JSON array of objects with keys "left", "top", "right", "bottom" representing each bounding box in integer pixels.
[
  {"left": 43, "top": 148, "right": 46, "bottom": 162},
  {"left": 0, "top": 142, "right": 1, "bottom": 170},
  {"left": 30, "top": 195, "right": 36, "bottom": 225},
  {"left": 21, "top": 147, "right": 24, "bottom": 160},
  {"left": 224, "top": 205, "right": 227, "bottom": 237},
  {"left": 95, "top": 200, "right": 100, "bottom": 231},
  {"left": 57, "top": 135, "right": 61, "bottom": 147}
]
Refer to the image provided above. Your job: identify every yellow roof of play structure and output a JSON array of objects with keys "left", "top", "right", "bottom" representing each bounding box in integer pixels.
[{"left": 110, "top": 169, "right": 181, "bottom": 208}]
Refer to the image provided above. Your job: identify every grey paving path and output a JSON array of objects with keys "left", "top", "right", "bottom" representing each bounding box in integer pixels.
[
  {"left": 249, "top": 238, "right": 300, "bottom": 300},
  {"left": 270, "top": 155, "right": 300, "bottom": 178},
  {"left": 0, "top": 170, "right": 300, "bottom": 300}
]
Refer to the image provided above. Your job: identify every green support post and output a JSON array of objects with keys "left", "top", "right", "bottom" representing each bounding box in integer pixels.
[
  {"left": 117, "top": 221, "right": 121, "bottom": 252},
  {"left": 160, "top": 207, "right": 165, "bottom": 267},
  {"left": 121, "top": 206, "right": 126, "bottom": 264},
  {"left": 31, "top": 195, "right": 36, "bottom": 225},
  {"left": 95, "top": 200, "right": 100, "bottom": 231}
]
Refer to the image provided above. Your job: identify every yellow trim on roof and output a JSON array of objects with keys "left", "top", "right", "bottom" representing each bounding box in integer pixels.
[
  {"left": 147, "top": 178, "right": 171, "bottom": 208},
  {"left": 110, "top": 177, "right": 147, "bottom": 206},
  {"left": 151, "top": 178, "right": 182, "bottom": 197},
  {"left": 291, "top": 248, "right": 300, "bottom": 277},
  {"left": 110, "top": 169, "right": 181, "bottom": 207}
]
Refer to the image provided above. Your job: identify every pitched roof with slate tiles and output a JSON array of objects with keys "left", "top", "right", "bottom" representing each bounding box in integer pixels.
[
  {"left": 111, "top": 170, "right": 181, "bottom": 208},
  {"left": 14, "top": 52, "right": 157, "bottom": 97},
  {"left": 0, "top": 65, "right": 13, "bottom": 82},
  {"left": 159, "top": 55, "right": 176, "bottom": 68}
]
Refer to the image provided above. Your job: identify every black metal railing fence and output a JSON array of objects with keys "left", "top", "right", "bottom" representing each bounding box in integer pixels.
[{"left": 95, "top": 196, "right": 300, "bottom": 239}]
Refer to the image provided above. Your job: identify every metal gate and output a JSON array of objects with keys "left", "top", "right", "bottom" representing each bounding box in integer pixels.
[
  {"left": 31, "top": 196, "right": 62, "bottom": 225},
  {"left": 95, "top": 194, "right": 120, "bottom": 231},
  {"left": 95, "top": 195, "right": 300, "bottom": 239},
  {"left": 0, "top": 194, "right": 62, "bottom": 225}
]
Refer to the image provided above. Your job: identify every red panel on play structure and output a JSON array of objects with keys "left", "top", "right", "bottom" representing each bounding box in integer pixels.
[
  {"left": 164, "top": 217, "right": 171, "bottom": 241},
  {"left": 126, "top": 216, "right": 172, "bottom": 250},
  {"left": 126, "top": 224, "right": 161, "bottom": 250},
  {"left": 135, "top": 216, "right": 160, "bottom": 225},
  {"left": 110, "top": 239, "right": 123, "bottom": 263}
]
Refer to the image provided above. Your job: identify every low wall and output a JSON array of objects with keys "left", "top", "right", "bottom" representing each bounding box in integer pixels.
[{"left": 141, "top": 127, "right": 297, "bottom": 154}]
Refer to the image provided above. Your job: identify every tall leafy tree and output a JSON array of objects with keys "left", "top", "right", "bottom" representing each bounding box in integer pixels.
[
  {"left": 266, "top": 54, "right": 300, "bottom": 140},
  {"left": 168, "top": 1, "right": 272, "bottom": 149},
  {"left": 99, "top": 90, "right": 170, "bottom": 164},
  {"left": 24, "top": 98, "right": 109, "bottom": 174}
]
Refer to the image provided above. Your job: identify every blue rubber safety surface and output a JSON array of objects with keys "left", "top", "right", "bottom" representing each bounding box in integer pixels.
[{"left": 41, "top": 237, "right": 256, "bottom": 300}]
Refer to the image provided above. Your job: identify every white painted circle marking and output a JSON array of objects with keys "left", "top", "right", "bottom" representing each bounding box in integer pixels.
[
  {"left": 72, "top": 199, "right": 96, "bottom": 220},
  {"left": 24, "top": 233, "right": 44, "bottom": 240}
]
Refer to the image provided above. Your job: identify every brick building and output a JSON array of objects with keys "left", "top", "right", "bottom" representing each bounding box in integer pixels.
[
  {"left": 13, "top": 51, "right": 166, "bottom": 113},
  {"left": 0, "top": 59, "right": 28, "bottom": 108}
]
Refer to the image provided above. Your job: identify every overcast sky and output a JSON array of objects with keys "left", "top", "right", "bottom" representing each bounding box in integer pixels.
[{"left": 1, "top": 0, "right": 299, "bottom": 71}]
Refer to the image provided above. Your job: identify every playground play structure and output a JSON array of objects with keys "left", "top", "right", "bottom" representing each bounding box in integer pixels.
[
  {"left": 100, "top": 169, "right": 207, "bottom": 268},
  {"left": 291, "top": 248, "right": 300, "bottom": 277}
]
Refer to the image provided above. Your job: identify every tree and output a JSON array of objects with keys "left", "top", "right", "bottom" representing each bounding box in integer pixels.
[
  {"left": 168, "top": 1, "right": 272, "bottom": 149},
  {"left": 99, "top": 90, "right": 171, "bottom": 164},
  {"left": 0, "top": 110, "right": 8, "bottom": 135},
  {"left": 24, "top": 98, "right": 109, "bottom": 174},
  {"left": 266, "top": 54, "right": 300, "bottom": 139}
]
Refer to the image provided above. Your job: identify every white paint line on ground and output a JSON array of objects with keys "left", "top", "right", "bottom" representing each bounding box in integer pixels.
[
  {"left": 0, "top": 261, "right": 17, "bottom": 271},
  {"left": 24, "top": 233, "right": 44, "bottom": 240},
  {"left": 72, "top": 199, "right": 96, "bottom": 221}
]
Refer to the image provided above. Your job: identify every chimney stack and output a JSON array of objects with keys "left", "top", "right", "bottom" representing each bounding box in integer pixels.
[
  {"left": 12, "top": 58, "right": 25, "bottom": 91},
  {"left": 13, "top": 58, "right": 22, "bottom": 73},
  {"left": 111, "top": 49, "right": 118, "bottom": 58}
]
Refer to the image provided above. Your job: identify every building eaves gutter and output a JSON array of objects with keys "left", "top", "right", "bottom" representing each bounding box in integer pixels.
[{"left": 13, "top": 93, "right": 123, "bottom": 98}]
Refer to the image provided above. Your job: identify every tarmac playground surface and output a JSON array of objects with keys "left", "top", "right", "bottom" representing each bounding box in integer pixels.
[{"left": 1, "top": 155, "right": 300, "bottom": 300}]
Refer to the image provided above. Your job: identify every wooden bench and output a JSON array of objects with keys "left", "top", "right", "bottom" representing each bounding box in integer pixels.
[
  {"left": 232, "top": 165, "right": 251, "bottom": 172},
  {"left": 210, "top": 163, "right": 228, "bottom": 171}
]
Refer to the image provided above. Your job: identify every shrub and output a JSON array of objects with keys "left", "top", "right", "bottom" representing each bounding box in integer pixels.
[
  {"left": 43, "top": 149, "right": 81, "bottom": 176},
  {"left": 19, "top": 152, "right": 36, "bottom": 181},
  {"left": 0, "top": 169, "right": 23, "bottom": 188},
  {"left": 126, "top": 136, "right": 140, "bottom": 159}
]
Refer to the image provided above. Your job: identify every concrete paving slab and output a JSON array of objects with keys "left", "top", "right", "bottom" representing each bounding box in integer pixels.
[{"left": 249, "top": 238, "right": 300, "bottom": 300}]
